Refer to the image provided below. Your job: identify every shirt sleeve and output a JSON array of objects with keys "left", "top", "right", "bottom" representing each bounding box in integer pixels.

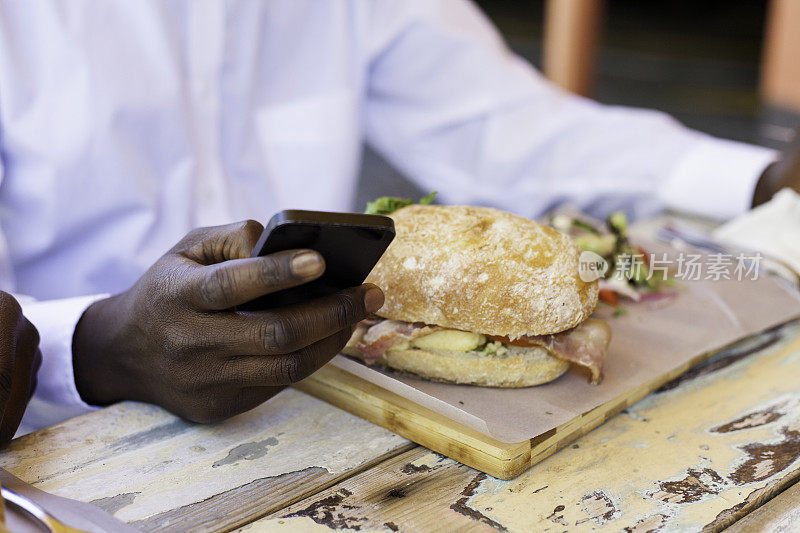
[
  {"left": 659, "top": 137, "right": 776, "bottom": 219},
  {"left": 362, "top": 0, "right": 777, "bottom": 221},
  {"left": 16, "top": 294, "right": 108, "bottom": 435}
]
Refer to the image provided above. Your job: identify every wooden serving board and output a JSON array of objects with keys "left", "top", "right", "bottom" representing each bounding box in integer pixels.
[
  {"left": 295, "top": 230, "right": 800, "bottom": 479},
  {"left": 294, "top": 338, "right": 750, "bottom": 479}
]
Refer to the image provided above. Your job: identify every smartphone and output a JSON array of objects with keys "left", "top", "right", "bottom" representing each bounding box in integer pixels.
[{"left": 247, "top": 210, "right": 395, "bottom": 309}]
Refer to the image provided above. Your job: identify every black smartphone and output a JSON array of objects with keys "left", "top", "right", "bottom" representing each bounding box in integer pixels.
[{"left": 247, "top": 210, "right": 395, "bottom": 309}]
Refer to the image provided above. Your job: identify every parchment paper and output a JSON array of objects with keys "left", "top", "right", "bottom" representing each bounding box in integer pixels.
[{"left": 330, "top": 240, "right": 800, "bottom": 443}]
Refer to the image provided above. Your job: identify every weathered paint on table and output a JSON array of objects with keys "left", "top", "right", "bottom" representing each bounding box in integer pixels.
[
  {"left": 241, "top": 321, "right": 800, "bottom": 532},
  {"left": 0, "top": 389, "right": 411, "bottom": 532},
  {"left": 3, "top": 323, "right": 800, "bottom": 532}
]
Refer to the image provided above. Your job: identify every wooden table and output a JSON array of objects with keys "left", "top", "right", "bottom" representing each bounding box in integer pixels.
[{"left": 3, "top": 318, "right": 800, "bottom": 532}]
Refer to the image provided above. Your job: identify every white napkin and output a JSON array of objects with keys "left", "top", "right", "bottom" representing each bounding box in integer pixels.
[{"left": 713, "top": 188, "right": 800, "bottom": 274}]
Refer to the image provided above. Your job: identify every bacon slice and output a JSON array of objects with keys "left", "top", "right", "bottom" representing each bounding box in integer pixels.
[
  {"left": 346, "top": 316, "right": 395, "bottom": 359},
  {"left": 359, "top": 315, "right": 385, "bottom": 327},
  {"left": 353, "top": 319, "right": 442, "bottom": 364},
  {"left": 489, "top": 318, "right": 611, "bottom": 383}
]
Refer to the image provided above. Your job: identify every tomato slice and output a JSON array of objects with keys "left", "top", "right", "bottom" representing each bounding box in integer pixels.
[
  {"left": 487, "top": 334, "right": 539, "bottom": 347},
  {"left": 598, "top": 289, "right": 619, "bottom": 306}
]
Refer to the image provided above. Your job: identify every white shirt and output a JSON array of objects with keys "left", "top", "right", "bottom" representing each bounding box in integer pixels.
[{"left": 0, "top": 0, "right": 775, "bottom": 433}]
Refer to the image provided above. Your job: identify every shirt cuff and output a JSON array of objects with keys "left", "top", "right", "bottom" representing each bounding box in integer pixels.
[
  {"left": 659, "top": 136, "right": 778, "bottom": 220},
  {"left": 17, "top": 294, "right": 109, "bottom": 435}
]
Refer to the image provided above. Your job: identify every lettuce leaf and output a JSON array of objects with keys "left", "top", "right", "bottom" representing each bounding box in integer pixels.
[{"left": 365, "top": 192, "right": 437, "bottom": 215}]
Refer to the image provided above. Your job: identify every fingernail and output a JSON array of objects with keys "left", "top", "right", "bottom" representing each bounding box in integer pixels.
[
  {"left": 364, "top": 287, "right": 385, "bottom": 314},
  {"left": 291, "top": 252, "right": 324, "bottom": 278}
]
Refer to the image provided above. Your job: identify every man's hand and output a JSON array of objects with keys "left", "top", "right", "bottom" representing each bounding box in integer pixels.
[
  {"left": 0, "top": 292, "right": 41, "bottom": 443},
  {"left": 72, "top": 220, "right": 384, "bottom": 423},
  {"left": 753, "top": 134, "right": 800, "bottom": 206}
]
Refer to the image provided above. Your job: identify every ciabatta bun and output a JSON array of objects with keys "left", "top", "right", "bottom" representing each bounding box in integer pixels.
[
  {"left": 342, "top": 344, "right": 569, "bottom": 387},
  {"left": 366, "top": 205, "right": 598, "bottom": 338}
]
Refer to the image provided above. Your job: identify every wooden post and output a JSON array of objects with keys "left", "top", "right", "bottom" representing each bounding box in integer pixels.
[
  {"left": 761, "top": 0, "right": 800, "bottom": 111},
  {"left": 543, "top": 0, "right": 605, "bottom": 97}
]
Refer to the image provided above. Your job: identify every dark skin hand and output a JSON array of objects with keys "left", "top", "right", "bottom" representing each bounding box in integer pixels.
[
  {"left": 0, "top": 292, "right": 41, "bottom": 444},
  {"left": 753, "top": 134, "right": 800, "bottom": 206},
  {"left": 72, "top": 220, "right": 384, "bottom": 423}
]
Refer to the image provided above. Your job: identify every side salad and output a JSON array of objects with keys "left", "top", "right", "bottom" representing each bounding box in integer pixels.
[{"left": 549, "top": 211, "right": 676, "bottom": 308}]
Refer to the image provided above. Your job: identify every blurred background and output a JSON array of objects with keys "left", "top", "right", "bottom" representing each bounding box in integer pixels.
[{"left": 355, "top": 0, "right": 800, "bottom": 210}]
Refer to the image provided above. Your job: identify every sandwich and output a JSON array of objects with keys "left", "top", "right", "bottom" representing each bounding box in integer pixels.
[{"left": 344, "top": 204, "right": 612, "bottom": 386}]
